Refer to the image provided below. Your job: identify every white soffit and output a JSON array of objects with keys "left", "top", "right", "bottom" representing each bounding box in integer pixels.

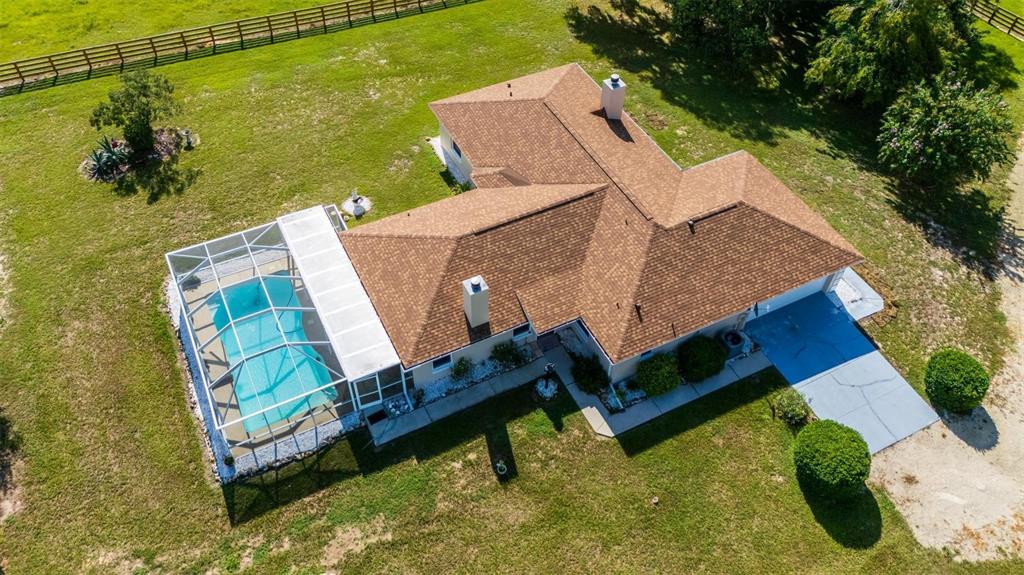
[{"left": 277, "top": 206, "right": 401, "bottom": 380}]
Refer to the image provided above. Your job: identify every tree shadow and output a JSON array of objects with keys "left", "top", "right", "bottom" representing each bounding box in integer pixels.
[
  {"left": 114, "top": 154, "right": 201, "bottom": 204},
  {"left": 222, "top": 381, "right": 579, "bottom": 524},
  {"left": 0, "top": 406, "right": 21, "bottom": 507},
  {"left": 941, "top": 405, "right": 1000, "bottom": 451},
  {"left": 961, "top": 35, "right": 1020, "bottom": 92},
  {"left": 564, "top": 0, "right": 879, "bottom": 166},
  {"left": 797, "top": 476, "right": 882, "bottom": 549},
  {"left": 616, "top": 369, "right": 786, "bottom": 456},
  {"left": 885, "top": 180, "right": 1010, "bottom": 274}
]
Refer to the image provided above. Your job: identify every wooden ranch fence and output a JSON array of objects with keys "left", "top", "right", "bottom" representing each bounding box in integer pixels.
[
  {"left": 971, "top": 0, "right": 1024, "bottom": 41},
  {"left": 0, "top": 0, "right": 479, "bottom": 96}
]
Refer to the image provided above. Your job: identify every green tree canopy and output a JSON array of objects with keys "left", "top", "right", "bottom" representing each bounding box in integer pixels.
[
  {"left": 878, "top": 73, "right": 1013, "bottom": 185},
  {"left": 90, "top": 69, "right": 180, "bottom": 158},
  {"left": 806, "top": 0, "right": 974, "bottom": 106},
  {"left": 669, "top": 0, "right": 781, "bottom": 65}
]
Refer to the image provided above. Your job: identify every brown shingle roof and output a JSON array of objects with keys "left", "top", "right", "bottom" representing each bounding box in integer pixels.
[{"left": 342, "top": 64, "right": 862, "bottom": 366}]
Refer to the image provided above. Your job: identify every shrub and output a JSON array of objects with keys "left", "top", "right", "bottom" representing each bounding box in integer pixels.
[
  {"left": 490, "top": 342, "right": 528, "bottom": 371},
  {"left": 677, "top": 335, "right": 728, "bottom": 382},
  {"left": 793, "top": 420, "right": 871, "bottom": 501},
  {"left": 878, "top": 74, "right": 1013, "bottom": 186},
  {"left": 924, "top": 348, "right": 990, "bottom": 413},
  {"left": 451, "top": 357, "right": 472, "bottom": 381},
  {"left": 569, "top": 352, "right": 610, "bottom": 395},
  {"left": 85, "top": 136, "right": 131, "bottom": 181},
  {"left": 635, "top": 353, "right": 680, "bottom": 396},
  {"left": 772, "top": 387, "right": 812, "bottom": 428}
]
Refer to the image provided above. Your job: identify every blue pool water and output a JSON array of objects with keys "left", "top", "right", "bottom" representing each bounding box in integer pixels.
[{"left": 207, "top": 272, "right": 337, "bottom": 433}]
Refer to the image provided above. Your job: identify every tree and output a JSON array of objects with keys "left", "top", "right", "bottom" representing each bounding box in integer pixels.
[
  {"left": 878, "top": 74, "right": 1013, "bottom": 185},
  {"left": 806, "top": 0, "right": 974, "bottom": 106},
  {"left": 90, "top": 70, "right": 179, "bottom": 159},
  {"left": 669, "top": 0, "right": 781, "bottom": 65}
]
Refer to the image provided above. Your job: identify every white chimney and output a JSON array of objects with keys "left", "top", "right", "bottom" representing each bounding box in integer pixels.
[
  {"left": 462, "top": 275, "right": 489, "bottom": 327},
  {"left": 601, "top": 73, "right": 626, "bottom": 120}
]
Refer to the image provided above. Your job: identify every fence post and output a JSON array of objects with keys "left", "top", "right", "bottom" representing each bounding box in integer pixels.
[
  {"left": 1011, "top": 15, "right": 1021, "bottom": 34},
  {"left": 179, "top": 32, "right": 189, "bottom": 59},
  {"left": 417, "top": 0, "right": 423, "bottom": 13},
  {"left": 320, "top": 6, "right": 328, "bottom": 32},
  {"left": 47, "top": 55, "right": 58, "bottom": 78},
  {"left": 293, "top": 11, "right": 301, "bottom": 36},
  {"left": 114, "top": 43, "right": 125, "bottom": 71},
  {"left": 237, "top": 21, "right": 244, "bottom": 49},
  {"left": 394, "top": 0, "right": 399, "bottom": 17},
  {"left": 148, "top": 37, "right": 158, "bottom": 65},
  {"left": 208, "top": 26, "right": 217, "bottom": 54},
  {"left": 268, "top": 17, "right": 275, "bottom": 42},
  {"left": 82, "top": 49, "right": 93, "bottom": 78},
  {"left": 11, "top": 62, "right": 24, "bottom": 87},
  {"left": 371, "top": 0, "right": 377, "bottom": 22},
  {"left": 347, "top": 3, "right": 353, "bottom": 27}
]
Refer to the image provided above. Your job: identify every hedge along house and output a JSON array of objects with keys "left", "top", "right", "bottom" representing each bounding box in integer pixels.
[
  {"left": 345, "top": 63, "right": 861, "bottom": 389},
  {"left": 168, "top": 64, "right": 861, "bottom": 481}
]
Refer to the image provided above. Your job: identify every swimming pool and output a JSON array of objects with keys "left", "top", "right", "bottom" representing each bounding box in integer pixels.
[{"left": 207, "top": 272, "right": 338, "bottom": 433}]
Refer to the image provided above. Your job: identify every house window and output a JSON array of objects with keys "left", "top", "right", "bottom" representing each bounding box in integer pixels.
[
  {"left": 512, "top": 324, "right": 531, "bottom": 340},
  {"left": 640, "top": 350, "right": 654, "bottom": 360},
  {"left": 452, "top": 139, "right": 462, "bottom": 158},
  {"left": 432, "top": 355, "right": 452, "bottom": 373}
]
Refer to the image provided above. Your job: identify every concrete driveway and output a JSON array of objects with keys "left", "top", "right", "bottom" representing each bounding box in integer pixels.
[{"left": 745, "top": 292, "right": 938, "bottom": 453}]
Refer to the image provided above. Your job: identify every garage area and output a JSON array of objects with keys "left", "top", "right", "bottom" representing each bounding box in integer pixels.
[{"left": 745, "top": 291, "right": 938, "bottom": 453}]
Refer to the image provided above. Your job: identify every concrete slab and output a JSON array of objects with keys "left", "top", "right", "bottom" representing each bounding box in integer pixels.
[
  {"left": 747, "top": 292, "right": 938, "bottom": 454},
  {"left": 728, "top": 351, "right": 772, "bottom": 380},
  {"left": 829, "top": 267, "right": 884, "bottom": 321},
  {"left": 650, "top": 382, "right": 700, "bottom": 412},
  {"left": 836, "top": 404, "right": 898, "bottom": 453}
]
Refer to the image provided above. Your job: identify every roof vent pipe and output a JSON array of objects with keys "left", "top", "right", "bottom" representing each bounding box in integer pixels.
[
  {"left": 462, "top": 275, "right": 490, "bottom": 327},
  {"left": 601, "top": 73, "right": 627, "bottom": 120}
]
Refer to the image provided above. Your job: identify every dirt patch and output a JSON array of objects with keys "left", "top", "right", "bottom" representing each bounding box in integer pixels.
[
  {"left": 0, "top": 202, "right": 10, "bottom": 334},
  {"left": 321, "top": 514, "right": 392, "bottom": 568},
  {"left": 0, "top": 458, "right": 23, "bottom": 522},
  {"left": 872, "top": 139, "right": 1024, "bottom": 562},
  {"left": 84, "top": 549, "right": 145, "bottom": 575}
]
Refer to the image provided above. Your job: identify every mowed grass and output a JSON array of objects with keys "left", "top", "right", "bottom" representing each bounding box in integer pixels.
[
  {"left": 0, "top": 0, "right": 316, "bottom": 61},
  {"left": 0, "top": 0, "right": 1020, "bottom": 572}
]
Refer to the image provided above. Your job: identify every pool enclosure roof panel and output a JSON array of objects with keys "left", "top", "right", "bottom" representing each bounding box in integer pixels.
[{"left": 277, "top": 206, "right": 401, "bottom": 381}]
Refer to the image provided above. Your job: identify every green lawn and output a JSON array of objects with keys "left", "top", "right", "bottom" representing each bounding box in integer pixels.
[{"left": 0, "top": 0, "right": 1021, "bottom": 573}]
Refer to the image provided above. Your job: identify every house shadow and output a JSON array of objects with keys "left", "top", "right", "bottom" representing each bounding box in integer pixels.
[
  {"left": 941, "top": 405, "right": 1000, "bottom": 451},
  {"left": 114, "top": 154, "right": 201, "bottom": 204},
  {"left": 616, "top": 369, "right": 786, "bottom": 456},
  {"left": 222, "top": 381, "right": 579, "bottom": 524},
  {"left": 797, "top": 476, "right": 882, "bottom": 549}
]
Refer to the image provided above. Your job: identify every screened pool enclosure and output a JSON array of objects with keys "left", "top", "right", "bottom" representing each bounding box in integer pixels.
[{"left": 166, "top": 205, "right": 404, "bottom": 480}]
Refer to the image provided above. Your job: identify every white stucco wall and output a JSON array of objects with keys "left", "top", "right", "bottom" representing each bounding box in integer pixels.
[
  {"left": 745, "top": 272, "right": 834, "bottom": 322},
  {"left": 439, "top": 123, "right": 473, "bottom": 184},
  {"left": 406, "top": 325, "right": 533, "bottom": 389}
]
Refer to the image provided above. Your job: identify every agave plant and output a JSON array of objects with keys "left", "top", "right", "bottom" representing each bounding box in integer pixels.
[{"left": 86, "top": 136, "right": 130, "bottom": 181}]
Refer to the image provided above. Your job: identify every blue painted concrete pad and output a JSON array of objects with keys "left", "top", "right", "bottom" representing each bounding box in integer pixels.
[{"left": 747, "top": 293, "right": 938, "bottom": 453}]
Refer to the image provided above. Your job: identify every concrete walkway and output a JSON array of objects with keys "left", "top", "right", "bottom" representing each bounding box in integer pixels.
[
  {"left": 545, "top": 346, "right": 771, "bottom": 437},
  {"left": 369, "top": 358, "right": 548, "bottom": 445}
]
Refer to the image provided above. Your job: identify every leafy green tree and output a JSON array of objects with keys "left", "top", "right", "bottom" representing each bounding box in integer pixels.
[
  {"left": 90, "top": 70, "right": 179, "bottom": 159},
  {"left": 806, "top": 0, "right": 974, "bottom": 105},
  {"left": 878, "top": 74, "right": 1013, "bottom": 185},
  {"left": 669, "top": 0, "right": 781, "bottom": 65}
]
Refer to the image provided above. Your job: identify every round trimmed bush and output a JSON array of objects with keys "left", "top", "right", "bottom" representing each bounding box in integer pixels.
[
  {"left": 793, "top": 420, "right": 870, "bottom": 501},
  {"left": 677, "top": 335, "right": 728, "bottom": 382},
  {"left": 924, "top": 348, "right": 989, "bottom": 414},
  {"left": 635, "top": 353, "right": 680, "bottom": 396}
]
